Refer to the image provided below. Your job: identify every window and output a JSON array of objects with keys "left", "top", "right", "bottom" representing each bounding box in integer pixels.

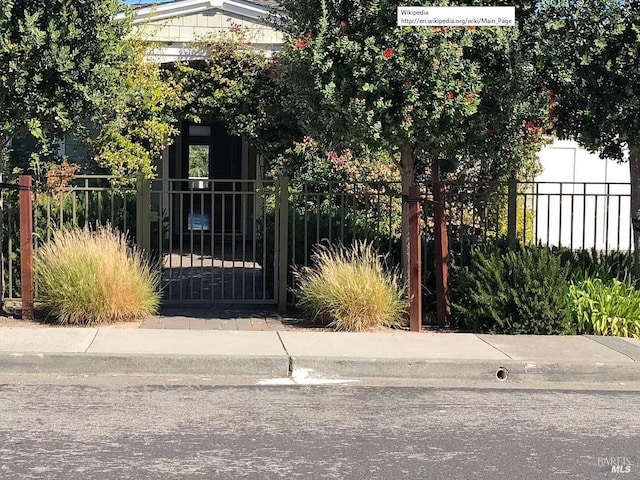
[{"left": 188, "top": 144, "right": 210, "bottom": 178}]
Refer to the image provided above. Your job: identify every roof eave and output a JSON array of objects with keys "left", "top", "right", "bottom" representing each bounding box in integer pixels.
[{"left": 116, "top": 0, "right": 274, "bottom": 24}]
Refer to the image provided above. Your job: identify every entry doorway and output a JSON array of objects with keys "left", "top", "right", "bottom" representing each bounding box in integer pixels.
[
  {"left": 181, "top": 122, "right": 243, "bottom": 235},
  {"left": 151, "top": 121, "right": 272, "bottom": 304}
]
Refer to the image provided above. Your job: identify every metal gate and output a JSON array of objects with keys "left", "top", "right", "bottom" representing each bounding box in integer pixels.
[{"left": 139, "top": 177, "right": 287, "bottom": 310}]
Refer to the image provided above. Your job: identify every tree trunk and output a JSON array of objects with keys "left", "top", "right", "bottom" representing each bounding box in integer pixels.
[
  {"left": 399, "top": 144, "right": 415, "bottom": 279},
  {"left": 629, "top": 145, "right": 640, "bottom": 282}
]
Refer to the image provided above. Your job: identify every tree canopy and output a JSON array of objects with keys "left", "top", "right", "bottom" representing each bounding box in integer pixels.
[
  {"left": 0, "top": 0, "right": 137, "bottom": 306},
  {"left": 275, "top": 0, "right": 556, "bottom": 272},
  {"left": 532, "top": 0, "right": 640, "bottom": 273},
  {"left": 0, "top": 0, "right": 131, "bottom": 170},
  {"left": 533, "top": 0, "right": 639, "bottom": 161},
  {"left": 91, "top": 39, "right": 182, "bottom": 179},
  {"left": 275, "top": 1, "right": 553, "bottom": 180}
]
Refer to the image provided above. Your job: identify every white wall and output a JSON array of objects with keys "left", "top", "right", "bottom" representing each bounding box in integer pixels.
[
  {"left": 536, "top": 140, "right": 629, "bottom": 184},
  {"left": 534, "top": 140, "right": 632, "bottom": 251}
]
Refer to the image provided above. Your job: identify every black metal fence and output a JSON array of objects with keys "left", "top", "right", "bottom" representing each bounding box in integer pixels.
[
  {"left": 1, "top": 175, "right": 136, "bottom": 300},
  {"left": 444, "top": 180, "right": 632, "bottom": 263},
  {"left": 283, "top": 180, "right": 404, "bottom": 306},
  {"left": 0, "top": 176, "right": 20, "bottom": 299},
  {"left": 1, "top": 176, "right": 634, "bottom": 309},
  {"left": 144, "top": 177, "right": 281, "bottom": 305}
]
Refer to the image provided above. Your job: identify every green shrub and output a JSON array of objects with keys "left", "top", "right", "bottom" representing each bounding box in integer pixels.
[
  {"left": 568, "top": 279, "right": 640, "bottom": 338},
  {"left": 452, "top": 244, "right": 573, "bottom": 334},
  {"left": 36, "top": 226, "right": 160, "bottom": 325},
  {"left": 292, "top": 241, "right": 407, "bottom": 331},
  {"left": 558, "top": 248, "right": 635, "bottom": 284}
]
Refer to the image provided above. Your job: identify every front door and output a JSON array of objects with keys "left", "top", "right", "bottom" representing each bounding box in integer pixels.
[{"left": 182, "top": 122, "right": 242, "bottom": 233}]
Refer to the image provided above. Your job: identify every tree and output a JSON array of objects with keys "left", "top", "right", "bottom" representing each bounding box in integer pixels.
[
  {"left": 275, "top": 0, "right": 555, "bottom": 274},
  {"left": 0, "top": 0, "right": 131, "bottom": 168},
  {"left": 91, "top": 39, "right": 182, "bottom": 180},
  {"left": 0, "top": 0, "right": 131, "bottom": 307},
  {"left": 531, "top": 1, "right": 640, "bottom": 274},
  {"left": 268, "top": 136, "right": 400, "bottom": 184},
  {"left": 169, "top": 25, "right": 282, "bottom": 148}
]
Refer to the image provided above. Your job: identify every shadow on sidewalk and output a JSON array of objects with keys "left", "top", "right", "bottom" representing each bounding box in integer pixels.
[{"left": 158, "top": 304, "right": 280, "bottom": 320}]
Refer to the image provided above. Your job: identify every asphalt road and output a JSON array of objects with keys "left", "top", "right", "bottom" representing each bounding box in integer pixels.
[{"left": 0, "top": 378, "right": 639, "bottom": 479}]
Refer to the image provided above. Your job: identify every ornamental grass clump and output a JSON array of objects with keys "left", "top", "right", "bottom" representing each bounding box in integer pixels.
[
  {"left": 293, "top": 241, "right": 407, "bottom": 331},
  {"left": 36, "top": 226, "right": 160, "bottom": 325}
]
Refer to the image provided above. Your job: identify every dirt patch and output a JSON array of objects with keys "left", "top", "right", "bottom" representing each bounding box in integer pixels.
[
  {"left": 280, "top": 316, "right": 410, "bottom": 333},
  {"left": 0, "top": 314, "right": 143, "bottom": 329},
  {"left": 0, "top": 302, "right": 143, "bottom": 329},
  {"left": 0, "top": 315, "right": 54, "bottom": 328}
]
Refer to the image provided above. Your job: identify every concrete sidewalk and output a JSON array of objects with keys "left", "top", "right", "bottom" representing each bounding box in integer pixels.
[{"left": 1, "top": 327, "right": 640, "bottom": 384}]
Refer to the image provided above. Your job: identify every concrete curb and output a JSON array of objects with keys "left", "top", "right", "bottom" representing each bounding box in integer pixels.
[
  {"left": 290, "top": 357, "right": 640, "bottom": 383},
  {"left": 1, "top": 353, "right": 639, "bottom": 383},
  {"left": 0, "top": 353, "right": 290, "bottom": 377},
  {"left": 511, "top": 361, "right": 640, "bottom": 383},
  {"left": 1, "top": 328, "right": 639, "bottom": 384},
  {"left": 291, "top": 357, "right": 507, "bottom": 381}
]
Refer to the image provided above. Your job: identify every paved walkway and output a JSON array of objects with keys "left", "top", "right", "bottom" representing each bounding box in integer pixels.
[
  {"left": 141, "top": 316, "right": 286, "bottom": 331},
  {"left": 140, "top": 306, "right": 288, "bottom": 331}
]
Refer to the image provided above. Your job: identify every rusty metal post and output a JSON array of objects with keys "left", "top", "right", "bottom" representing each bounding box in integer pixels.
[
  {"left": 408, "top": 186, "right": 422, "bottom": 332},
  {"left": 19, "top": 175, "right": 34, "bottom": 320},
  {"left": 433, "top": 161, "right": 450, "bottom": 328},
  {"left": 507, "top": 175, "right": 517, "bottom": 249}
]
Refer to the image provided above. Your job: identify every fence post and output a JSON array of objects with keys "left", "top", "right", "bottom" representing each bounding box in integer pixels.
[
  {"left": 277, "top": 176, "right": 289, "bottom": 314},
  {"left": 408, "top": 186, "right": 422, "bottom": 332},
  {"left": 136, "top": 174, "right": 151, "bottom": 252},
  {"left": 507, "top": 176, "right": 517, "bottom": 249},
  {"left": 19, "top": 175, "right": 34, "bottom": 321},
  {"left": 433, "top": 160, "right": 450, "bottom": 328}
]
